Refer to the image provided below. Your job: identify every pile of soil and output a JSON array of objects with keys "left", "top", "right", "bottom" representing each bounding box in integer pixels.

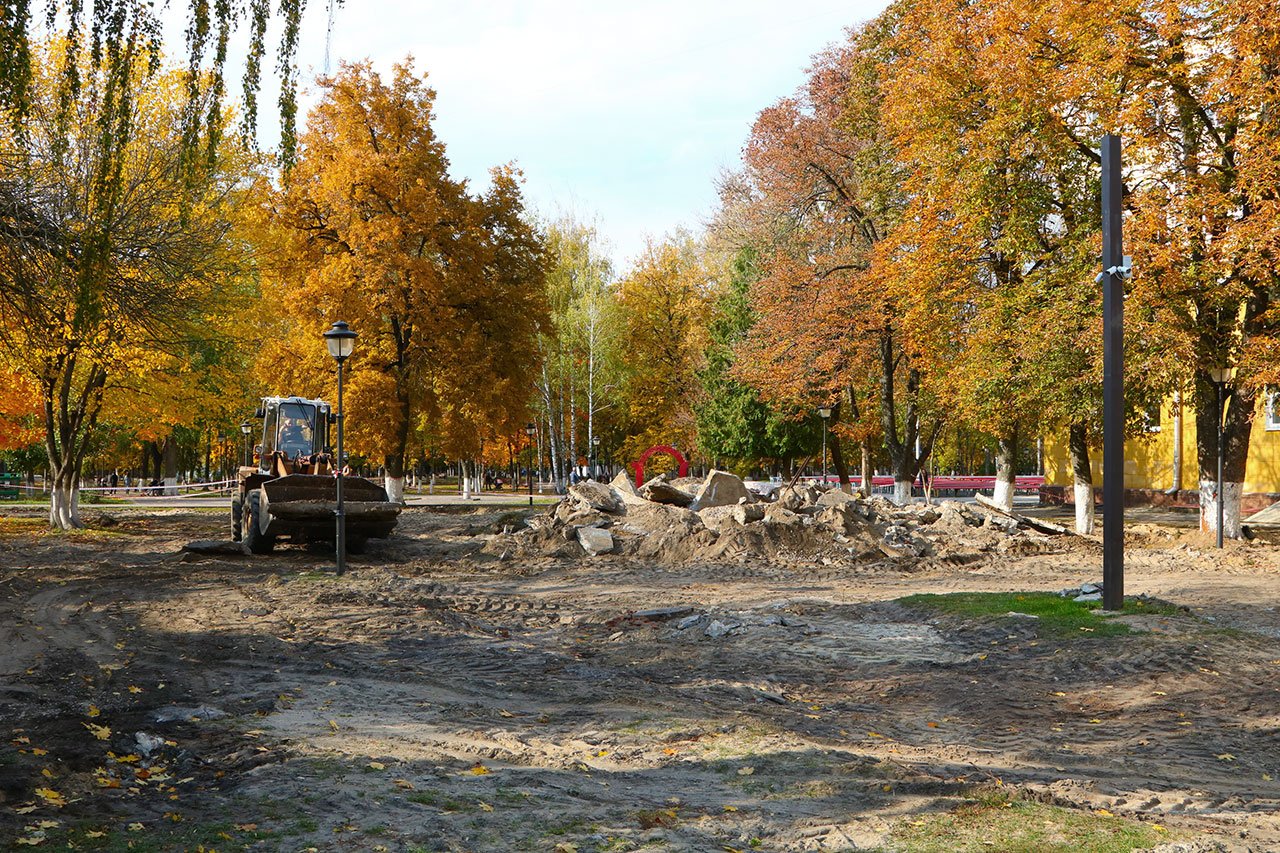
[{"left": 487, "top": 470, "right": 1074, "bottom": 565}]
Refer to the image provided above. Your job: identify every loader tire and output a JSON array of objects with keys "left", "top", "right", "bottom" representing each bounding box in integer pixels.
[
  {"left": 231, "top": 496, "right": 243, "bottom": 542},
  {"left": 242, "top": 490, "right": 276, "bottom": 554}
]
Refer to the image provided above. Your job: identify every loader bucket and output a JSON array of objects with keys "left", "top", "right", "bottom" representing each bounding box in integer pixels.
[{"left": 259, "top": 474, "right": 400, "bottom": 542}]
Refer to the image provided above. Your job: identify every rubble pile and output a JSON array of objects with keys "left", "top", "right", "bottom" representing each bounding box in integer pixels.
[{"left": 486, "top": 470, "right": 1069, "bottom": 564}]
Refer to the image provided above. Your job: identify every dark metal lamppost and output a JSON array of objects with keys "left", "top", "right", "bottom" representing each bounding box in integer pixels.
[
  {"left": 240, "top": 421, "right": 252, "bottom": 468},
  {"left": 525, "top": 423, "right": 537, "bottom": 506},
  {"left": 817, "top": 405, "right": 832, "bottom": 484},
  {"left": 591, "top": 435, "right": 601, "bottom": 480},
  {"left": 324, "top": 321, "right": 358, "bottom": 575},
  {"left": 1209, "top": 365, "right": 1234, "bottom": 549}
]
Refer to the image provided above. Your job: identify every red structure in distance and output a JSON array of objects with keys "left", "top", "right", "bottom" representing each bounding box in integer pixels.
[{"left": 631, "top": 445, "right": 690, "bottom": 487}]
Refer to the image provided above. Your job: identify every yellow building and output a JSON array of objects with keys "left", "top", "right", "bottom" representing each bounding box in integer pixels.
[{"left": 1043, "top": 393, "right": 1280, "bottom": 501}]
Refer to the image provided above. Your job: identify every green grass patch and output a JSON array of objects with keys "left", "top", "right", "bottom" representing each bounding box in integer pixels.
[
  {"left": 887, "top": 792, "right": 1169, "bottom": 852},
  {"left": 899, "top": 592, "right": 1180, "bottom": 638},
  {"left": 13, "top": 819, "right": 275, "bottom": 852}
]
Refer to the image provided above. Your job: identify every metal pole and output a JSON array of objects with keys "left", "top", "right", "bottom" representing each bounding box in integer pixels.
[
  {"left": 1217, "top": 381, "right": 1224, "bottom": 549},
  {"left": 528, "top": 447, "right": 534, "bottom": 506},
  {"left": 1101, "top": 134, "right": 1125, "bottom": 611},
  {"left": 821, "top": 422, "right": 828, "bottom": 484},
  {"left": 335, "top": 359, "right": 347, "bottom": 576}
]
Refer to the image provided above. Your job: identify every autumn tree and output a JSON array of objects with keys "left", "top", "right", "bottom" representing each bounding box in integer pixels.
[
  {"left": 695, "top": 247, "right": 816, "bottom": 474},
  {"left": 613, "top": 235, "right": 711, "bottom": 466},
  {"left": 0, "top": 45, "right": 255, "bottom": 528},
  {"left": 533, "top": 215, "right": 620, "bottom": 490},
  {"left": 718, "top": 25, "right": 937, "bottom": 502},
  {"left": 260, "top": 60, "right": 549, "bottom": 501}
]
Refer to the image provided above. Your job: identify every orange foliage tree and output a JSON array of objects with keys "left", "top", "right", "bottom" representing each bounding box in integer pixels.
[{"left": 259, "top": 60, "right": 549, "bottom": 500}]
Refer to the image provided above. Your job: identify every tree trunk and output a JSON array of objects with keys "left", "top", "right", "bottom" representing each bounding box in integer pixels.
[
  {"left": 860, "top": 441, "right": 872, "bottom": 495},
  {"left": 1068, "top": 421, "right": 1094, "bottom": 535},
  {"left": 49, "top": 463, "right": 81, "bottom": 529},
  {"left": 827, "top": 400, "right": 852, "bottom": 493},
  {"left": 163, "top": 435, "right": 178, "bottom": 496},
  {"left": 1196, "top": 376, "right": 1252, "bottom": 540},
  {"left": 1170, "top": 390, "right": 1183, "bottom": 493},
  {"left": 992, "top": 424, "right": 1018, "bottom": 511}
]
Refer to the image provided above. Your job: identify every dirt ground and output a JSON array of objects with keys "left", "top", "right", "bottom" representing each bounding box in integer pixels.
[{"left": 1, "top": 505, "right": 1279, "bottom": 852}]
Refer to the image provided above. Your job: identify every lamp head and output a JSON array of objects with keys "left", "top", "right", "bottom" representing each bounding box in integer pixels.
[
  {"left": 240, "top": 420, "right": 252, "bottom": 436},
  {"left": 1208, "top": 366, "right": 1235, "bottom": 385},
  {"left": 323, "top": 320, "right": 357, "bottom": 361},
  {"left": 817, "top": 406, "right": 832, "bottom": 419},
  {"left": 525, "top": 422, "right": 537, "bottom": 437}
]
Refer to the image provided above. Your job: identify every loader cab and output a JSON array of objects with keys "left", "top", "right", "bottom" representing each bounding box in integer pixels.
[{"left": 256, "top": 396, "right": 332, "bottom": 471}]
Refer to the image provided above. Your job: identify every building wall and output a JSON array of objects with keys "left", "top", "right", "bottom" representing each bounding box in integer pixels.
[{"left": 1044, "top": 394, "right": 1280, "bottom": 494}]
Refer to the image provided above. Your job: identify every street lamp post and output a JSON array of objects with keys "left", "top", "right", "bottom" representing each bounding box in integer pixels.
[
  {"left": 1209, "top": 366, "right": 1234, "bottom": 549},
  {"left": 591, "top": 435, "right": 601, "bottom": 480},
  {"left": 240, "top": 421, "right": 252, "bottom": 468},
  {"left": 324, "top": 321, "right": 358, "bottom": 575},
  {"left": 525, "top": 423, "right": 537, "bottom": 506},
  {"left": 817, "top": 406, "right": 832, "bottom": 484}
]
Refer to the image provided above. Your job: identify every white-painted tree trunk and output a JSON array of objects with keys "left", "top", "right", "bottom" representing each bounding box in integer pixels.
[
  {"left": 1170, "top": 390, "right": 1183, "bottom": 493},
  {"left": 892, "top": 479, "right": 912, "bottom": 506},
  {"left": 1200, "top": 479, "right": 1242, "bottom": 539},
  {"left": 49, "top": 478, "right": 81, "bottom": 529},
  {"left": 1074, "top": 480, "right": 1095, "bottom": 535},
  {"left": 163, "top": 475, "right": 178, "bottom": 496},
  {"left": 992, "top": 478, "right": 1015, "bottom": 511},
  {"left": 461, "top": 465, "right": 470, "bottom": 501},
  {"left": 386, "top": 475, "right": 405, "bottom": 504}
]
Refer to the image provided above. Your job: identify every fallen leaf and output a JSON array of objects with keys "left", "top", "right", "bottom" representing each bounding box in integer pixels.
[
  {"left": 478, "top": 801, "right": 494, "bottom": 812},
  {"left": 553, "top": 844, "right": 577, "bottom": 853},
  {"left": 327, "top": 720, "right": 339, "bottom": 733},
  {"left": 14, "top": 805, "right": 38, "bottom": 815},
  {"left": 14, "top": 836, "right": 44, "bottom": 846},
  {"left": 595, "top": 750, "right": 609, "bottom": 757},
  {"left": 86, "top": 706, "right": 100, "bottom": 719},
  {"left": 84, "top": 831, "right": 106, "bottom": 839},
  {"left": 83, "top": 723, "right": 110, "bottom": 740},
  {"left": 1097, "top": 808, "right": 1114, "bottom": 817},
  {"left": 1153, "top": 691, "right": 1167, "bottom": 696},
  {"left": 33, "top": 788, "right": 65, "bottom": 808},
  {"left": 30, "top": 748, "right": 47, "bottom": 756},
  {"left": 737, "top": 766, "right": 754, "bottom": 776},
  {"left": 35, "top": 821, "right": 59, "bottom": 829},
  {"left": 128, "top": 686, "right": 143, "bottom": 694},
  {"left": 723, "top": 804, "right": 738, "bottom": 812},
  {"left": 40, "top": 768, "right": 54, "bottom": 779},
  {"left": 127, "top": 822, "right": 144, "bottom": 832},
  {"left": 367, "top": 761, "right": 385, "bottom": 771},
  {"left": 469, "top": 763, "right": 490, "bottom": 775},
  {"left": 1152, "top": 823, "right": 1167, "bottom": 832},
  {"left": 926, "top": 721, "right": 939, "bottom": 728},
  {"left": 234, "top": 823, "right": 258, "bottom": 831},
  {"left": 393, "top": 779, "right": 414, "bottom": 790},
  {"left": 1264, "top": 773, "right": 1273, "bottom": 782},
  {"left": 1217, "top": 753, "right": 1236, "bottom": 761},
  {"left": 498, "top": 709, "right": 515, "bottom": 718}
]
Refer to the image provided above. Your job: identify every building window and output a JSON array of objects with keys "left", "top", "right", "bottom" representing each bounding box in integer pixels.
[
  {"left": 1143, "top": 402, "right": 1162, "bottom": 433},
  {"left": 1267, "top": 391, "right": 1280, "bottom": 432}
]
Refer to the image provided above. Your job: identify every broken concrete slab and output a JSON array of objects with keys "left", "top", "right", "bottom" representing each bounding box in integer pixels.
[
  {"left": 577, "top": 526, "right": 615, "bottom": 556},
  {"left": 693, "top": 470, "right": 753, "bottom": 510},
  {"left": 181, "top": 540, "right": 248, "bottom": 556},
  {"left": 569, "top": 481, "right": 624, "bottom": 514},
  {"left": 641, "top": 478, "right": 695, "bottom": 507}
]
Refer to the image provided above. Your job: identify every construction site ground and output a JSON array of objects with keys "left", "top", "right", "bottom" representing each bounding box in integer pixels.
[{"left": 1, "top": 504, "right": 1278, "bottom": 852}]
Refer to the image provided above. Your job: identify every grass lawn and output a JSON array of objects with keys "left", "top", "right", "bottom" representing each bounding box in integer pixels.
[{"left": 898, "top": 591, "right": 1183, "bottom": 637}]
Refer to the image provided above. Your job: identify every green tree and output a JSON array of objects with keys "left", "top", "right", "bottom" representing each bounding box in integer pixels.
[{"left": 696, "top": 248, "right": 814, "bottom": 473}]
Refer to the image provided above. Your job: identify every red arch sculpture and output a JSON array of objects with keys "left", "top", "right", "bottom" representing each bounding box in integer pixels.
[{"left": 632, "top": 445, "right": 690, "bottom": 487}]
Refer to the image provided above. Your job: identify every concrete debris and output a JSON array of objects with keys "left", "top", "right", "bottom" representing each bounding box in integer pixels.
[
  {"left": 705, "top": 619, "right": 742, "bottom": 639},
  {"left": 577, "top": 526, "right": 615, "bottom": 556},
  {"left": 486, "top": 471, "right": 1073, "bottom": 565},
  {"left": 634, "top": 606, "right": 695, "bottom": 620},
  {"left": 694, "top": 470, "right": 755, "bottom": 510},
  {"left": 640, "top": 477, "right": 695, "bottom": 507}
]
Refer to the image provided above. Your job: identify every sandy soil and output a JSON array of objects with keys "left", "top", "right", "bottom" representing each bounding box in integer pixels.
[{"left": 1, "top": 505, "right": 1278, "bottom": 851}]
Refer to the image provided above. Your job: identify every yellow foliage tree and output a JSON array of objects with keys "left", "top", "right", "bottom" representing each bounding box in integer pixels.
[
  {"left": 0, "top": 43, "right": 256, "bottom": 527},
  {"left": 259, "top": 60, "right": 549, "bottom": 499}
]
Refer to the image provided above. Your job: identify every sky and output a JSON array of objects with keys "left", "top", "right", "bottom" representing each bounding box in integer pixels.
[{"left": 255, "top": 1, "right": 892, "bottom": 270}]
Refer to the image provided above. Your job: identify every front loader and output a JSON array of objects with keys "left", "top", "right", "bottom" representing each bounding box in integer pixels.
[{"left": 232, "top": 396, "right": 400, "bottom": 554}]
